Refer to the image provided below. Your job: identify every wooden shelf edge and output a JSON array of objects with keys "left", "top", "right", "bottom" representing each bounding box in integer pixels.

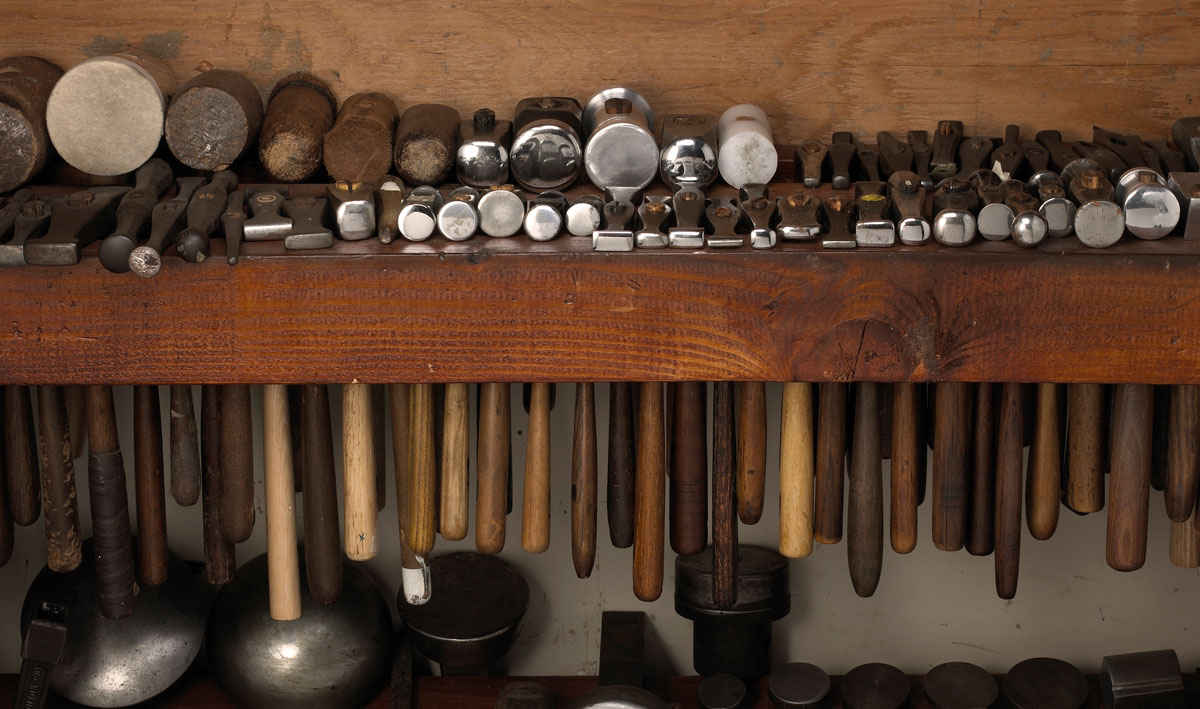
[{"left": 2, "top": 237, "right": 1199, "bottom": 385}]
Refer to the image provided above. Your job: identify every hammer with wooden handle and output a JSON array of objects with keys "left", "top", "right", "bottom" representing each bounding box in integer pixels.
[
  {"left": 440, "top": 383, "right": 470, "bottom": 541},
  {"left": 391, "top": 384, "right": 431, "bottom": 605},
  {"left": 522, "top": 383, "right": 554, "bottom": 553},
  {"left": 1165, "top": 385, "right": 1199, "bottom": 523},
  {"left": 1066, "top": 383, "right": 1106, "bottom": 513},
  {"left": 477, "top": 383, "right": 510, "bottom": 554},
  {"left": 671, "top": 382, "right": 707, "bottom": 555},
  {"left": 200, "top": 385, "right": 235, "bottom": 585},
  {"left": 995, "top": 382, "right": 1025, "bottom": 599},
  {"left": 169, "top": 385, "right": 201, "bottom": 507},
  {"left": 712, "top": 382, "right": 738, "bottom": 608},
  {"left": 37, "top": 386, "right": 80, "bottom": 573},
  {"left": 633, "top": 383, "right": 666, "bottom": 602},
  {"left": 300, "top": 384, "right": 342, "bottom": 603},
  {"left": 608, "top": 383, "right": 636, "bottom": 548},
  {"left": 814, "top": 382, "right": 847, "bottom": 544},
  {"left": 779, "top": 382, "right": 814, "bottom": 559},
  {"left": 263, "top": 384, "right": 301, "bottom": 621},
  {"left": 5, "top": 385, "right": 40, "bottom": 526},
  {"left": 1027, "top": 383, "right": 1062, "bottom": 540},
  {"left": 967, "top": 383, "right": 995, "bottom": 557},
  {"left": 847, "top": 382, "right": 883, "bottom": 597},
  {"left": 890, "top": 383, "right": 921, "bottom": 554},
  {"left": 933, "top": 382, "right": 971, "bottom": 551},
  {"left": 133, "top": 385, "right": 168, "bottom": 585},
  {"left": 572, "top": 383, "right": 598, "bottom": 578},
  {"left": 1107, "top": 384, "right": 1153, "bottom": 572},
  {"left": 343, "top": 382, "right": 378, "bottom": 561},
  {"left": 408, "top": 383, "right": 437, "bottom": 557},
  {"left": 85, "top": 385, "right": 136, "bottom": 619},
  {"left": 737, "top": 382, "right": 767, "bottom": 525},
  {"left": 219, "top": 384, "right": 255, "bottom": 544}
]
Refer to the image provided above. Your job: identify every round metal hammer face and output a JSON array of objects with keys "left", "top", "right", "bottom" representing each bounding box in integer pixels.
[
  {"left": 478, "top": 188, "right": 526, "bottom": 237},
  {"left": 1074, "top": 201, "right": 1125, "bottom": 248},
  {"left": 47, "top": 56, "right": 169, "bottom": 176},
  {"left": 1123, "top": 182, "right": 1179, "bottom": 239}
]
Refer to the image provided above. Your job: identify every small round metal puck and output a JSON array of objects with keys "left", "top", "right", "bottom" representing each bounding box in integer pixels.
[
  {"left": 399, "top": 205, "right": 436, "bottom": 241},
  {"left": 1038, "top": 197, "right": 1077, "bottom": 238},
  {"left": 478, "top": 188, "right": 526, "bottom": 237},
  {"left": 977, "top": 203, "right": 1015, "bottom": 241},
  {"left": 768, "top": 662, "right": 830, "bottom": 708},
  {"left": 843, "top": 663, "right": 910, "bottom": 709},
  {"left": 698, "top": 673, "right": 747, "bottom": 709},
  {"left": 436, "top": 199, "right": 478, "bottom": 241},
  {"left": 524, "top": 203, "right": 563, "bottom": 241},
  {"left": 1073, "top": 201, "right": 1124, "bottom": 248},
  {"left": 1003, "top": 657, "right": 1087, "bottom": 709},
  {"left": 924, "top": 662, "right": 998, "bottom": 709}
]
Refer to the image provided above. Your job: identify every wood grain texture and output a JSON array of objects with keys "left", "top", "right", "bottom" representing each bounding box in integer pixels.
[
  {"left": 476, "top": 383, "right": 509, "bottom": 554},
  {"left": 1067, "top": 383, "right": 1106, "bottom": 514},
  {"left": 890, "top": 382, "right": 919, "bottom": 555},
  {"left": 65, "top": 384, "right": 85, "bottom": 460},
  {"left": 522, "top": 382, "right": 551, "bottom": 553},
  {"left": 37, "top": 386, "right": 80, "bottom": 573},
  {"left": 342, "top": 382, "right": 378, "bottom": 560},
  {"left": 967, "top": 382, "right": 995, "bottom": 557},
  {"left": 200, "top": 384, "right": 234, "bottom": 585},
  {"left": 408, "top": 383, "right": 436, "bottom": 556},
  {"left": 632, "top": 382, "right": 665, "bottom": 602},
  {"left": 1107, "top": 384, "right": 1153, "bottom": 573},
  {"left": 571, "top": 382, "right": 597, "bottom": 578},
  {"left": 1027, "top": 382, "right": 1062, "bottom": 540},
  {"left": 1, "top": 0, "right": 1193, "bottom": 144},
  {"left": 847, "top": 381, "right": 883, "bottom": 598},
  {"left": 607, "top": 382, "right": 636, "bottom": 548},
  {"left": 933, "top": 382, "right": 971, "bottom": 552},
  {"left": 1168, "top": 506, "right": 1200, "bottom": 569},
  {"left": 995, "top": 382, "right": 1025, "bottom": 600},
  {"left": 439, "top": 382, "right": 469, "bottom": 541},
  {"left": 1166, "top": 384, "right": 1200, "bottom": 523},
  {"left": 389, "top": 383, "right": 411, "bottom": 540},
  {"left": 168, "top": 384, "right": 201, "bottom": 506},
  {"left": 133, "top": 384, "right": 167, "bottom": 585},
  {"left": 736, "top": 382, "right": 767, "bottom": 524},
  {"left": 670, "top": 381, "right": 707, "bottom": 555},
  {"left": 814, "top": 382, "right": 847, "bottom": 544},
  {"left": 5, "top": 238, "right": 1200, "bottom": 385},
  {"left": 712, "top": 382, "right": 738, "bottom": 608},
  {"left": 300, "top": 384, "right": 341, "bottom": 604},
  {"left": 262, "top": 383, "right": 300, "bottom": 621},
  {"left": 219, "top": 384, "right": 255, "bottom": 543},
  {"left": 779, "top": 382, "right": 814, "bottom": 558},
  {"left": 4, "top": 386, "right": 40, "bottom": 526}
]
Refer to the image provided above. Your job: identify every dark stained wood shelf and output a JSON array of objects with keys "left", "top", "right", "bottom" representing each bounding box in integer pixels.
[{"left": 2, "top": 197, "right": 1199, "bottom": 386}]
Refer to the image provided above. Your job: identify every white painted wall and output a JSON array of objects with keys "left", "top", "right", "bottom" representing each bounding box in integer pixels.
[{"left": 0, "top": 384, "right": 1195, "bottom": 676}]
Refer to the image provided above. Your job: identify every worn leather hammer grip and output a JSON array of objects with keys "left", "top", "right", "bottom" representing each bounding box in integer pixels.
[
  {"left": 301, "top": 384, "right": 342, "bottom": 604},
  {"left": 219, "top": 384, "right": 255, "bottom": 543},
  {"left": 670, "top": 381, "right": 708, "bottom": 555},
  {"left": 133, "top": 385, "right": 167, "bottom": 586},
  {"left": 607, "top": 382, "right": 636, "bottom": 549},
  {"left": 38, "top": 386, "right": 81, "bottom": 573},
  {"left": 85, "top": 385, "right": 135, "bottom": 620},
  {"left": 169, "top": 384, "right": 201, "bottom": 507},
  {"left": 5, "top": 385, "right": 40, "bottom": 526}
]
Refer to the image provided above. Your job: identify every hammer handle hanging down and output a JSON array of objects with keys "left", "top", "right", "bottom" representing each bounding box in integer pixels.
[
  {"left": 477, "top": 383, "right": 510, "bottom": 554},
  {"left": 38, "top": 386, "right": 80, "bottom": 573},
  {"left": 133, "top": 385, "right": 168, "bottom": 586},
  {"left": 372, "top": 384, "right": 386, "bottom": 511},
  {"left": 814, "top": 382, "right": 847, "bottom": 544},
  {"left": 408, "top": 383, "right": 437, "bottom": 556},
  {"left": 0, "top": 457, "right": 9, "bottom": 567},
  {"left": 1107, "top": 384, "right": 1153, "bottom": 572},
  {"left": 1027, "top": 383, "right": 1062, "bottom": 540},
  {"left": 933, "top": 382, "right": 971, "bottom": 551},
  {"left": 572, "top": 382, "right": 598, "bottom": 578},
  {"left": 1066, "top": 383, "right": 1106, "bottom": 513},
  {"left": 736, "top": 382, "right": 767, "bottom": 525},
  {"left": 440, "top": 383, "right": 469, "bottom": 540},
  {"left": 522, "top": 383, "right": 552, "bottom": 553},
  {"left": 995, "top": 383, "right": 1025, "bottom": 600},
  {"left": 1169, "top": 501, "right": 1200, "bottom": 568},
  {"left": 967, "top": 383, "right": 995, "bottom": 556},
  {"left": 168, "top": 384, "right": 201, "bottom": 506},
  {"left": 712, "top": 382, "right": 738, "bottom": 608},
  {"left": 390, "top": 384, "right": 411, "bottom": 541},
  {"left": 263, "top": 384, "right": 301, "bottom": 621},
  {"left": 343, "top": 382, "right": 378, "bottom": 561},
  {"left": 890, "top": 383, "right": 919, "bottom": 554},
  {"left": 847, "top": 382, "right": 883, "bottom": 597},
  {"left": 608, "top": 382, "right": 636, "bottom": 548},
  {"left": 633, "top": 382, "right": 665, "bottom": 602},
  {"left": 219, "top": 384, "right": 255, "bottom": 543},
  {"left": 65, "top": 385, "right": 86, "bottom": 461},
  {"left": 1166, "top": 384, "right": 1200, "bottom": 522},
  {"left": 301, "top": 384, "right": 342, "bottom": 604},
  {"left": 779, "top": 382, "right": 814, "bottom": 558},
  {"left": 85, "top": 385, "right": 135, "bottom": 619},
  {"left": 200, "top": 385, "right": 234, "bottom": 585},
  {"left": 5, "top": 385, "right": 40, "bottom": 526},
  {"left": 671, "top": 381, "right": 708, "bottom": 555}
]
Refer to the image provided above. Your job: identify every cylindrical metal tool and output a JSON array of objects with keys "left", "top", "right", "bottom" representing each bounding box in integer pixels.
[
  {"left": 675, "top": 545, "right": 790, "bottom": 682},
  {"left": 923, "top": 662, "right": 998, "bottom": 709},
  {"left": 1118, "top": 168, "right": 1180, "bottom": 240},
  {"left": 259, "top": 73, "right": 336, "bottom": 183},
  {"left": 46, "top": 48, "right": 177, "bottom": 176},
  {"left": 767, "top": 662, "right": 830, "bottom": 709},
  {"left": 510, "top": 97, "right": 583, "bottom": 192},
  {"left": 716, "top": 104, "right": 778, "bottom": 188},
  {"left": 393, "top": 103, "right": 460, "bottom": 186},
  {"left": 0, "top": 56, "right": 62, "bottom": 192},
  {"left": 166, "top": 69, "right": 263, "bottom": 171},
  {"left": 1004, "top": 657, "right": 1088, "bottom": 709},
  {"left": 582, "top": 87, "right": 658, "bottom": 190},
  {"left": 1100, "top": 650, "right": 1184, "bottom": 709},
  {"left": 842, "top": 663, "right": 909, "bottom": 709},
  {"left": 323, "top": 91, "right": 398, "bottom": 184}
]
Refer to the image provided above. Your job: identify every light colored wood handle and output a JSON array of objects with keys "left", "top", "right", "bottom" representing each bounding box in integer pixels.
[
  {"left": 1027, "top": 382, "right": 1062, "bottom": 540},
  {"left": 263, "top": 384, "right": 300, "bottom": 621},
  {"left": 408, "top": 383, "right": 437, "bottom": 556},
  {"left": 1169, "top": 505, "right": 1200, "bottom": 569},
  {"left": 440, "top": 382, "right": 469, "bottom": 540},
  {"left": 890, "top": 382, "right": 919, "bottom": 554},
  {"left": 476, "top": 383, "right": 510, "bottom": 554},
  {"left": 522, "top": 382, "right": 552, "bottom": 553},
  {"left": 342, "top": 382, "right": 378, "bottom": 560},
  {"left": 1166, "top": 384, "right": 1200, "bottom": 523},
  {"left": 633, "top": 382, "right": 665, "bottom": 602},
  {"left": 736, "top": 381, "right": 767, "bottom": 524},
  {"left": 779, "top": 382, "right": 814, "bottom": 558}
]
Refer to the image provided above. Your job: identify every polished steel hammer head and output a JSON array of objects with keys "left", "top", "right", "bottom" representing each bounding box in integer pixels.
[
  {"left": 437, "top": 186, "right": 480, "bottom": 242},
  {"left": 659, "top": 114, "right": 718, "bottom": 189},
  {"left": 327, "top": 181, "right": 377, "bottom": 241},
  {"left": 583, "top": 88, "right": 658, "bottom": 190},
  {"left": 510, "top": 97, "right": 583, "bottom": 192},
  {"left": 457, "top": 109, "right": 511, "bottom": 188}
]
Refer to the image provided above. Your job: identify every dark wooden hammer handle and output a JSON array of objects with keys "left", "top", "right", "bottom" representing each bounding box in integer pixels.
[
  {"left": 219, "top": 384, "right": 255, "bottom": 543},
  {"left": 169, "top": 384, "right": 201, "bottom": 506},
  {"left": 632, "top": 382, "right": 665, "bottom": 602},
  {"left": 1107, "top": 383, "right": 1152, "bottom": 572},
  {"left": 890, "top": 383, "right": 920, "bottom": 554},
  {"left": 670, "top": 381, "right": 707, "bottom": 555},
  {"left": 1066, "top": 383, "right": 1106, "bottom": 513},
  {"left": 933, "top": 382, "right": 970, "bottom": 551},
  {"left": 814, "top": 382, "right": 847, "bottom": 544},
  {"left": 133, "top": 385, "right": 168, "bottom": 586},
  {"left": 200, "top": 385, "right": 235, "bottom": 585},
  {"left": 711, "top": 382, "right": 738, "bottom": 608},
  {"left": 995, "top": 382, "right": 1025, "bottom": 599},
  {"left": 736, "top": 381, "right": 767, "bottom": 524},
  {"left": 476, "top": 383, "right": 510, "bottom": 554},
  {"left": 301, "top": 384, "right": 343, "bottom": 603},
  {"left": 5, "top": 385, "right": 40, "bottom": 526},
  {"left": 1166, "top": 384, "right": 1200, "bottom": 523},
  {"left": 967, "top": 382, "right": 995, "bottom": 556},
  {"left": 37, "top": 386, "right": 81, "bottom": 573},
  {"left": 847, "top": 382, "right": 883, "bottom": 597},
  {"left": 607, "top": 382, "right": 636, "bottom": 549},
  {"left": 571, "top": 382, "right": 597, "bottom": 578}
]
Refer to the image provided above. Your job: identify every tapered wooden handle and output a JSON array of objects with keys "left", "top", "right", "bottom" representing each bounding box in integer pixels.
[
  {"left": 219, "top": 384, "right": 255, "bottom": 543},
  {"left": 372, "top": 384, "right": 387, "bottom": 511},
  {"left": 200, "top": 385, "right": 235, "bottom": 585},
  {"left": 572, "top": 382, "right": 597, "bottom": 578},
  {"left": 263, "top": 384, "right": 301, "bottom": 621},
  {"left": 607, "top": 382, "right": 636, "bottom": 549},
  {"left": 301, "top": 384, "right": 342, "bottom": 604},
  {"left": 0, "top": 454, "right": 10, "bottom": 566},
  {"left": 1169, "top": 503, "right": 1200, "bottom": 569},
  {"left": 1027, "top": 382, "right": 1062, "bottom": 540},
  {"left": 408, "top": 383, "right": 437, "bottom": 556},
  {"left": 848, "top": 382, "right": 883, "bottom": 597},
  {"left": 736, "top": 381, "right": 767, "bottom": 524},
  {"left": 38, "top": 386, "right": 80, "bottom": 573},
  {"left": 66, "top": 385, "right": 86, "bottom": 461},
  {"left": 995, "top": 382, "right": 1025, "bottom": 599},
  {"left": 890, "top": 383, "right": 919, "bottom": 554},
  {"left": 1166, "top": 384, "right": 1200, "bottom": 523},
  {"left": 477, "top": 383, "right": 510, "bottom": 554},
  {"left": 522, "top": 382, "right": 552, "bottom": 553},
  {"left": 133, "top": 385, "right": 167, "bottom": 585},
  {"left": 712, "top": 382, "right": 738, "bottom": 608},
  {"left": 169, "top": 384, "right": 201, "bottom": 506},
  {"left": 633, "top": 382, "right": 665, "bottom": 602},
  {"left": 390, "top": 383, "right": 411, "bottom": 538},
  {"left": 343, "top": 382, "right": 378, "bottom": 560},
  {"left": 671, "top": 381, "right": 708, "bottom": 555},
  {"left": 440, "top": 383, "right": 469, "bottom": 540},
  {"left": 1066, "top": 383, "right": 1106, "bottom": 513},
  {"left": 814, "top": 382, "right": 847, "bottom": 544},
  {"left": 933, "top": 381, "right": 971, "bottom": 551},
  {"left": 1107, "top": 383, "right": 1152, "bottom": 572},
  {"left": 85, "top": 385, "right": 135, "bottom": 619},
  {"left": 967, "top": 383, "right": 995, "bottom": 556},
  {"left": 5, "top": 385, "right": 40, "bottom": 526},
  {"left": 779, "top": 382, "right": 814, "bottom": 558}
]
